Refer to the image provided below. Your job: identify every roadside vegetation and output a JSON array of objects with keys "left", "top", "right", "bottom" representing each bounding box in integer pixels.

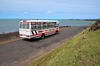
[
  {"left": 58, "top": 19, "right": 97, "bottom": 21},
  {"left": 68, "top": 19, "right": 97, "bottom": 21},
  {"left": 29, "top": 19, "right": 100, "bottom": 66}
]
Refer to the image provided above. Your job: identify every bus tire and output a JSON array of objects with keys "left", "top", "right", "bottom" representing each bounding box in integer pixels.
[
  {"left": 55, "top": 31, "right": 59, "bottom": 34},
  {"left": 41, "top": 34, "right": 45, "bottom": 39}
]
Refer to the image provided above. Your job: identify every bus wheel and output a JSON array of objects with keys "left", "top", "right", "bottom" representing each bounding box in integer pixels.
[
  {"left": 55, "top": 31, "right": 59, "bottom": 34},
  {"left": 41, "top": 34, "right": 45, "bottom": 39}
]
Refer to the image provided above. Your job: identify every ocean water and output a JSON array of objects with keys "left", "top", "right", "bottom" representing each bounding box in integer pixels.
[
  {"left": 0, "top": 19, "right": 94, "bottom": 34},
  {"left": 59, "top": 20, "right": 93, "bottom": 26}
]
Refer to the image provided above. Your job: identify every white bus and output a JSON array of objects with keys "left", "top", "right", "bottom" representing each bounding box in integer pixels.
[{"left": 19, "top": 20, "right": 59, "bottom": 39}]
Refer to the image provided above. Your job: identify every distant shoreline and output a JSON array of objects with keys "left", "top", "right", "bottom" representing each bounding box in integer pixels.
[{"left": 0, "top": 19, "right": 97, "bottom": 21}]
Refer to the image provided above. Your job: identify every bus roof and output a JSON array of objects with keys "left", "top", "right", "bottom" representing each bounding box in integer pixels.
[{"left": 20, "top": 20, "right": 59, "bottom": 23}]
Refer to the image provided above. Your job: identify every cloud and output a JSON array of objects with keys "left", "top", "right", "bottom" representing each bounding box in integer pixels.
[
  {"left": 47, "top": 11, "right": 53, "bottom": 13},
  {"left": 23, "top": 12, "right": 28, "bottom": 14},
  {"left": 0, "top": 0, "right": 100, "bottom": 19}
]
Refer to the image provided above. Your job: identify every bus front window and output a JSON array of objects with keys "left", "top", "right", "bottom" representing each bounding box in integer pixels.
[
  {"left": 20, "top": 23, "right": 29, "bottom": 29},
  {"left": 20, "top": 22, "right": 23, "bottom": 29}
]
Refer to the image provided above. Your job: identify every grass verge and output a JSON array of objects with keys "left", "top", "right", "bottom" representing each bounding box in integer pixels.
[{"left": 29, "top": 28, "right": 100, "bottom": 66}]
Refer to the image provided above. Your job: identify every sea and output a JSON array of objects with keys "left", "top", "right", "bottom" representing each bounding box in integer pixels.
[{"left": 0, "top": 19, "right": 94, "bottom": 34}]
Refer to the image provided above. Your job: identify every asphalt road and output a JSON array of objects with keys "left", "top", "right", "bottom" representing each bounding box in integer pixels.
[{"left": 0, "top": 26, "right": 85, "bottom": 66}]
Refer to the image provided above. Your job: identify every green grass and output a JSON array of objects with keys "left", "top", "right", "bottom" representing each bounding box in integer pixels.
[{"left": 29, "top": 28, "right": 100, "bottom": 66}]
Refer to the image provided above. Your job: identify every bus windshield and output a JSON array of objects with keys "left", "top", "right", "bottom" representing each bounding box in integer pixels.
[{"left": 20, "top": 22, "right": 29, "bottom": 29}]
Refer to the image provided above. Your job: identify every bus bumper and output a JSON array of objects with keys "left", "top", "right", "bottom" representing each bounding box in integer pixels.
[{"left": 20, "top": 34, "right": 41, "bottom": 39}]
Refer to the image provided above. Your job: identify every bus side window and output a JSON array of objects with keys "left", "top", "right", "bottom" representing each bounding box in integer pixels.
[
  {"left": 52, "top": 22, "right": 55, "bottom": 28},
  {"left": 54, "top": 22, "right": 56, "bottom": 28},
  {"left": 49, "top": 22, "right": 53, "bottom": 28},
  {"left": 26, "top": 23, "right": 29, "bottom": 29},
  {"left": 56, "top": 23, "right": 59, "bottom": 27},
  {"left": 43, "top": 22, "right": 47, "bottom": 29},
  {"left": 47, "top": 23, "right": 50, "bottom": 28},
  {"left": 31, "top": 23, "right": 36, "bottom": 30},
  {"left": 41, "top": 22, "right": 43, "bottom": 29},
  {"left": 46, "top": 22, "right": 49, "bottom": 29},
  {"left": 37, "top": 22, "right": 41, "bottom": 30}
]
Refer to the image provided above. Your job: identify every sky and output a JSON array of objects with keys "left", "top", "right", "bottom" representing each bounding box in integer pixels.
[{"left": 0, "top": 0, "right": 100, "bottom": 19}]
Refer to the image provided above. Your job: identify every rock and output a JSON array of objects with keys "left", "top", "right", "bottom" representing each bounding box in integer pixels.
[{"left": 89, "top": 19, "right": 100, "bottom": 31}]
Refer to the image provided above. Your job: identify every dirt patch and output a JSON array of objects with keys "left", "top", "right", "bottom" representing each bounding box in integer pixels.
[
  {"left": 60, "top": 26, "right": 75, "bottom": 29},
  {"left": 0, "top": 31, "right": 20, "bottom": 44}
]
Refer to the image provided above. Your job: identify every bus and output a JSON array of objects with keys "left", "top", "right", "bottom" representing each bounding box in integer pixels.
[{"left": 19, "top": 20, "right": 59, "bottom": 39}]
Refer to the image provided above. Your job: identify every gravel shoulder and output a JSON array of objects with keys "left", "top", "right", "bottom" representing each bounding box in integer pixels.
[{"left": 0, "top": 26, "right": 85, "bottom": 66}]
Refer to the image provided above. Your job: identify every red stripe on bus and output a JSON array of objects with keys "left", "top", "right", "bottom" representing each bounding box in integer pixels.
[
  {"left": 20, "top": 34, "right": 41, "bottom": 37},
  {"left": 20, "top": 31, "right": 56, "bottom": 37},
  {"left": 45, "top": 30, "right": 49, "bottom": 31},
  {"left": 20, "top": 28, "right": 59, "bottom": 37},
  {"left": 38, "top": 31, "right": 43, "bottom": 33}
]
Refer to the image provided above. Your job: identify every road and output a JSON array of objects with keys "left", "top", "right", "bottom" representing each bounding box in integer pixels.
[{"left": 0, "top": 26, "right": 85, "bottom": 66}]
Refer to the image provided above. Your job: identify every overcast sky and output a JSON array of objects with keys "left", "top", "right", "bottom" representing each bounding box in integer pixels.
[{"left": 0, "top": 0, "right": 100, "bottom": 19}]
